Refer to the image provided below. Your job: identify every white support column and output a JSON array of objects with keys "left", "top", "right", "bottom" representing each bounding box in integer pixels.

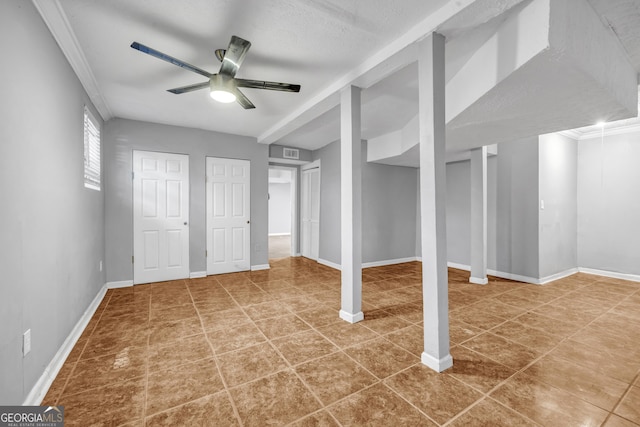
[
  {"left": 339, "top": 85, "right": 364, "bottom": 324},
  {"left": 419, "top": 32, "right": 452, "bottom": 372},
  {"left": 470, "top": 146, "right": 488, "bottom": 285}
]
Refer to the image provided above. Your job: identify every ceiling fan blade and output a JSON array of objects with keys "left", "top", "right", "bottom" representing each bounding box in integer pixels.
[
  {"left": 235, "top": 78, "right": 301, "bottom": 93},
  {"left": 233, "top": 88, "right": 255, "bottom": 109},
  {"left": 219, "top": 36, "right": 251, "bottom": 78},
  {"left": 131, "top": 42, "right": 212, "bottom": 78},
  {"left": 167, "top": 81, "right": 209, "bottom": 94}
]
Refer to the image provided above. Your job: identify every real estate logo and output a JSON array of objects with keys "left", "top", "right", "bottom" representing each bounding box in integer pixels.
[{"left": 0, "top": 406, "right": 64, "bottom": 427}]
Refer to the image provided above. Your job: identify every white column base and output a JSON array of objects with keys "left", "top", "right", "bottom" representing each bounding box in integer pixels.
[
  {"left": 469, "top": 276, "right": 488, "bottom": 285},
  {"left": 421, "top": 352, "right": 453, "bottom": 372},
  {"left": 339, "top": 310, "right": 364, "bottom": 324}
]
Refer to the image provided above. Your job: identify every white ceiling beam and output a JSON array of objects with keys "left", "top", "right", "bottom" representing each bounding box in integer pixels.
[
  {"left": 32, "top": 0, "right": 112, "bottom": 121},
  {"left": 257, "top": 0, "right": 527, "bottom": 145}
]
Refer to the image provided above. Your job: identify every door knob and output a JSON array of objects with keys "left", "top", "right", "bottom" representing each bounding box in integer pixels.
[
  {"left": 184, "top": 222, "right": 188, "bottom": 225},
  {"left": 247, "top": 220, "right": 250, "bottom": 224}
]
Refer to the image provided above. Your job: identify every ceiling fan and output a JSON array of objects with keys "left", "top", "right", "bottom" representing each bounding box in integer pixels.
[{"left": 130, "top": 35, "right": 301, "bottom": 109}]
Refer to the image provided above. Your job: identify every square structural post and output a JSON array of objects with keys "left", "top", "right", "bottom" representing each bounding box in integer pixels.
[
  {"left": 419, "top": 32, "right": 452, "bottom": 372},
  {"left": 340, "top": 85, "right": 364, "bottom": 324},
  {"left": 470, "top": 146, "right": 488, "bottom": 285}
]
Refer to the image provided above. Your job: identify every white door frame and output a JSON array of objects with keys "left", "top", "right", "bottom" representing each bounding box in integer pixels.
[
  {"left": 132, "top": 150, "right": 190, "bottom": 285},
  {"left": 301, "top": 160, "right": 321, "bottom": 260},
  {"left": 268, "top": 165, "right": 299, "bottom": 256}
]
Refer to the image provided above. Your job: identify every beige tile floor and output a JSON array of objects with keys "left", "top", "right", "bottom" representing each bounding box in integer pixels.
[{"left": 43, "top": 258, "right": 640, "bottom": 426}]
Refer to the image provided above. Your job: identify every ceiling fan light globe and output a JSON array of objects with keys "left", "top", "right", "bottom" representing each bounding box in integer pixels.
[{"left": 210, "top": 90, "right": 236, "bottom": 103}]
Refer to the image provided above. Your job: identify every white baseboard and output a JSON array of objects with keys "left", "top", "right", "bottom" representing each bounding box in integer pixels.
[
  {"left": 292, "top": 253, "right": 302, "bottom": 257},
  {"left": 446, "top": 262, "right": 541, "bottom": 285},
  {"left": 578, "top": 267, "right": 640, "bottom": 283},
  {"left": 106, "top": 279, "right": 132, "bottom": 289},
  {"left": 251, "top": 264, "right": 270, "bottom": 271},
  {"left": 538, "top": 268, "right": 579, "bottom": 285},
  {"left": 469, "top": 277, "right": 488, "bottom": 285},
  {"left": 318, "top": 258, "right": 341, "bottom": 271},
  {"left": 421, "top": 352, "right": 453, "bottom": 373},
  {"left": 189, "top": 271, "right": 207, "bottom": 279},
  {"left": 24, "top": 284, "right": 108, "bottom": 405},
  {"left": 447, "top": 262, "right": 470, "bottom": 271},
  {"left": 339, "top": 310, "right": 364, "bottom": 323},
  {"left": 268, "top": 233, "right": 291, "bottom": 237},
  {"left": 362, "top": 257, "right": 420, "bottom": 268}
]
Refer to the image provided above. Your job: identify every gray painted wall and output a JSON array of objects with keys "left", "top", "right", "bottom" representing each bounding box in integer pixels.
[
  {"left": 578, "top": 128, "right": 640, "bottom": 275},
  {"left": 0, "top": 1, "right": 105, "bottom": 404},
  {"left": 432, "top": 137, "right": 539, "bottom": 278},
  {"left": 539, "top": 133, "right": 578, "bottom": 277},
  {"left": 312, "top": 140, "right": 418, "bottom": 265},
  {"left": 268, "top": 182, "right": 291, "bottom": 234},
  {"left": 494, "top": 137, "right": 540, "bottom": 278},
  {"left": 312, "top": 141, "right": 342, "bottom": 265},
  {"left": 104, "top": 118, "right": 268, "bottom": 281}
]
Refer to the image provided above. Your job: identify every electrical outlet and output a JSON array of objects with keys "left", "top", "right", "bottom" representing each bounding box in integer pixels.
[
  {"left": 23, "top": 329, "right": 31, "bottom": 356},
  {"left": 99, "top": 260, "right": 103, "bottom": 272}
]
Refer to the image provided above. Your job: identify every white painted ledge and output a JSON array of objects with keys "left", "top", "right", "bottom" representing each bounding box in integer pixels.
[
  {"left": 251, "top": 264, "right": 271, "bottom": 271},
  {"left": 421, "top": 352, "right": 453, "bottom": 373},
  {"left": 469, "top": 276, "right": 488, "bottom": 285},
  {"left": 339, "top": 310, "right": 364, "bottom": 323}
]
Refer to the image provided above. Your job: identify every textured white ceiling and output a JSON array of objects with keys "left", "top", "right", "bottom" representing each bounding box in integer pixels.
[{"left": 50, "top": 0, "right": 640, "bottom": 152}]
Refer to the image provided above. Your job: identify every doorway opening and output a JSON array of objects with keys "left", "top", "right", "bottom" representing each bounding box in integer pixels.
[{"left": 268, "top": 166, "right": 297, "bottom": 260}]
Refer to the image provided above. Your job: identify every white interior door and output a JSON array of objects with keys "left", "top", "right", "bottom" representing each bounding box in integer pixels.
[
  {"left": 206, "top": 157, "right": 251, "bottom": 274},
  {"left": 301, "top": 162, "right": 320, "bottom": 260},
  {"left": 133, "top": 150, "right": 189, "bottom": 285}
]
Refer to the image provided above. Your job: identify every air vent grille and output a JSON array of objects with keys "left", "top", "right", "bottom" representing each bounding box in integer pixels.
[{"left": 283, "top": 147, "right": 299, "bottom": 160}]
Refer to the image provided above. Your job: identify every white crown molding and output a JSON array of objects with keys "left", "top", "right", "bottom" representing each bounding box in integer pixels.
[
  {"left": 556, "top": 129, "right": 582, "bottom": 140},
  {"left": 32, "top": 0, "right": 112, "bottom": 121},
  {"left": 576, "top": 122, "right": 640, "bottom": 140}
]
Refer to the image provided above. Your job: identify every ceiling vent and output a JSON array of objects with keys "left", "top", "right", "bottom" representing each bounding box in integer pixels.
[{"left": 282, "top": 147, "right": 299, "bottom": 160}]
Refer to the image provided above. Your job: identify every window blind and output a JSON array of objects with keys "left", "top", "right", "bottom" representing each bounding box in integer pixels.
[{"left": 84, "top": 106, "right": 101, "bottom": 190}]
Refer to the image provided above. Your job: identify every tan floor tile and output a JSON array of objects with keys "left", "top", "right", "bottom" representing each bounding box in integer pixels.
[
  {"left": 207, "top": 322, "right": 266, "bottom": 354},
  {"left": 297, "top": 306, "right": 342, "bottom": 328},
  {"left": 491, "top": 320, "right": 563, "bottom": 352},
  {"left": 296, "top": 352, "right": 377, "bottom": 406},
  {"left": 230, "top": 370, "right": 321, "bottom": 426},
  {"left": 255, "top": 313, "right": 310, "bottom": 339},
  {"left": 59, "top": 377, "right": 145, "bottom": 427},
  {"left": 217, "top": 342, "right": 288, "bottom": 387},
  {"left": 41, "top": 360, "right": 75, "bottom": 405},
  {"left": 385, "top": 325, "right": 424, "bottom": 357},
  {"left": 199, "top": 307, "right": 251, "bottom": 332},
  {"left": 493, "top": 293, "right": 542, "bottom": 310},
  {"left": 604, "top": 414, "right": 640, "bottom": 427},
  {"left": 450, "top": 319, "right": 485, "bottom": 344},
  {"left": 315, "top": 321, "right": 379, "bottom": 348},
  {"left": 288, "top": 410, "right": 339, "bottom": 427},
  {"left": 361, "top": 308, "right": 413, "bottom": 335},
  {"left": 384, "top": 301, "right": 423, "bottom": 323},
  {"left": 447, "top": 398, "right": 538, "bottom": 427},
  {"left": 329, "top": 383, "right": 437, "bottom": 426},
  {"left": 513, "top": 311, "right": 582, "bottom": 337},
  {"left": 450, "top": 306, "right": 507, "bottom": 331},
  {"left": 532, "top": 301, "right": 602, "bottom": 326},
  {"left": 272, "top": 329, "right": 338, "bottom": 365},
  {"left": 280, "top": 296, "right": 324, "bottom": 313},
  {"left": 385, "top": 363, "right": 483, "bottom": 425},
  {"left": 462, "top": 333, "right": 542, "bottom": 370},
  {"left": 146, "top": 358, "right": 224, "bottom": 416},
  {"left": 615, "top": 385, "right": 640, "bottom": 424},
  {"left": 64, "top": 346, "right": 147, "bottom": 395},
  {"left": 524, "top": 355, "right": 629, "bottom": 410},
  {"left": 243, "top": 300, "right": 288, "bottom": 320},
  {"left": 550, "top": 339, "right": 640, "bottom": 384},
  {"left": 467, "top": 298, "right": 527, "bottom": 320},
  {"left": 147, "top": 334, "right": 212, "bottom": 372},
  {"left": 81, "top": 326, "right": 149, "bottom": 360},
  {"left": 145, "top": 391, "right": 239, "bottom": 426},
  {"left": 149, "top": 303, "right": 198, "bottom": 323},
  {"left": 491, "top": 372, "right": 609, "bottom": 427},
  {"left": 448, "top": 345, "right": 515, "bottom": 393},
  {"left": 148, "top": 317, "right": 202, "bottom": 346},
  {"left": 345, "top": 338, "right": 417, "bottom": 379}
]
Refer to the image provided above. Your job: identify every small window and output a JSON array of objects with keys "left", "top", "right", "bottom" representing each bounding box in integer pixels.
[{"left": 83, "top": 106, "right": 101, "bottom": 190}]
